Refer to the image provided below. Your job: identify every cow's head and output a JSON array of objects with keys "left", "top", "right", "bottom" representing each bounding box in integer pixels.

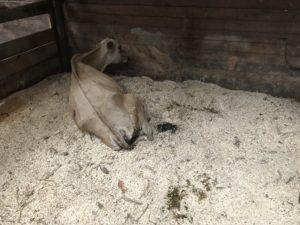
[{"left": 96, "top": 38, "right": 128, "bottom": 69}]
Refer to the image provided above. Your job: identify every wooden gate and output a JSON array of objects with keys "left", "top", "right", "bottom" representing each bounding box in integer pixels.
[{"left": 0, "top": 0, "right": 69, "bottom": 99}]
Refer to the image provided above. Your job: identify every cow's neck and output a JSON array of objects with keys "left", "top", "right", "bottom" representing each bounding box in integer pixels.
[{"left": 81, "top": 47, "right": 108, "bottom": 72}]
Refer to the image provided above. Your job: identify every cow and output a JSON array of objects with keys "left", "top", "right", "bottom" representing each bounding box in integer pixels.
[{"left": 69, "top": 38, "right": 153, "bottom": 150}]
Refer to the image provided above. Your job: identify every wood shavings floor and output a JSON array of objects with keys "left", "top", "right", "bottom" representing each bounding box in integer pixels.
[{"left": 0, "top": 73, "right": 299, "bottom": 225}]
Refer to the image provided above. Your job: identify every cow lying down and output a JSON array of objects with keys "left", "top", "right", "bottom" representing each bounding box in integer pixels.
[{"left": 69, "top": 38, "right": 153, "bottom": 150}]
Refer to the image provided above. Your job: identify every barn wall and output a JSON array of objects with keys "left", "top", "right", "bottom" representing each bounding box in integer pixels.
[{"left": 64, "top": 0, "right": 300, "bottom": 99}]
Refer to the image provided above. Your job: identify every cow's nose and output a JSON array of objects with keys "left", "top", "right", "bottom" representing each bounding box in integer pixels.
[{"left": 123, "top": 129, "right": 139, "bottom": 146}]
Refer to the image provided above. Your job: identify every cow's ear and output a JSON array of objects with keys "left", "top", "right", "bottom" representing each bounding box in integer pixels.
[{"left": 106, "top": 41, "right": 115, "bottom": 50}]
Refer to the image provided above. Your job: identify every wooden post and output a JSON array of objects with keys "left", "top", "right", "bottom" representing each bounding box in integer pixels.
[{"left": 49, "top": 0, "right": 70, "bottom": 72}]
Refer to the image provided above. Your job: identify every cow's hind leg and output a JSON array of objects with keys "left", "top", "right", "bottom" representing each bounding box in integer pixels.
[{"left": 123, "top": 94, "right": 153, "bottom": 142}]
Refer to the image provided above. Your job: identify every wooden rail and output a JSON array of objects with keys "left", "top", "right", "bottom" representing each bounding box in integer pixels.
[
  {"left": 0, "top": 1, "right": 49, "bottom": 23},
  {"left": 0, "top": 29, "right": 55, "bottom": 60},
  {"left": 0, "top": 42, "right": 58, "bottom": 79}
]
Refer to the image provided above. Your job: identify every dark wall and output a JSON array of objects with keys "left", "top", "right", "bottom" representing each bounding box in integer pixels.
[{"left": 64, "top": 0, "right": 300, "bottom": 99}]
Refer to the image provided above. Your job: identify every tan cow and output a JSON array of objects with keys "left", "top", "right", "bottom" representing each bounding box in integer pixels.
[{"left": 69, "top": 38, "right": 153, "bottom": 150}]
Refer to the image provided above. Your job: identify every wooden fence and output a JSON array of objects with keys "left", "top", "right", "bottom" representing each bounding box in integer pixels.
[{"left": 0, "top": 0, "right": 69, "bottom": 99}]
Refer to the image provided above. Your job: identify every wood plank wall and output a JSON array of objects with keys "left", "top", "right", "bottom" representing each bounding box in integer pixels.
[{"left": 64, "top": 0, "right": 300, "bottom": 99}]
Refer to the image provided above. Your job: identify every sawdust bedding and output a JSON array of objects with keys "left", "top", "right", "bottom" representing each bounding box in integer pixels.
[{"left": 0, "top": 73, "right": 299, "bottom": 225}]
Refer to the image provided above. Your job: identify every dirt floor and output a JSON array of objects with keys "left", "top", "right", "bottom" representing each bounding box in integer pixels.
[{"left": 0, "top": 73, "right": 299, "bottom": 225}]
